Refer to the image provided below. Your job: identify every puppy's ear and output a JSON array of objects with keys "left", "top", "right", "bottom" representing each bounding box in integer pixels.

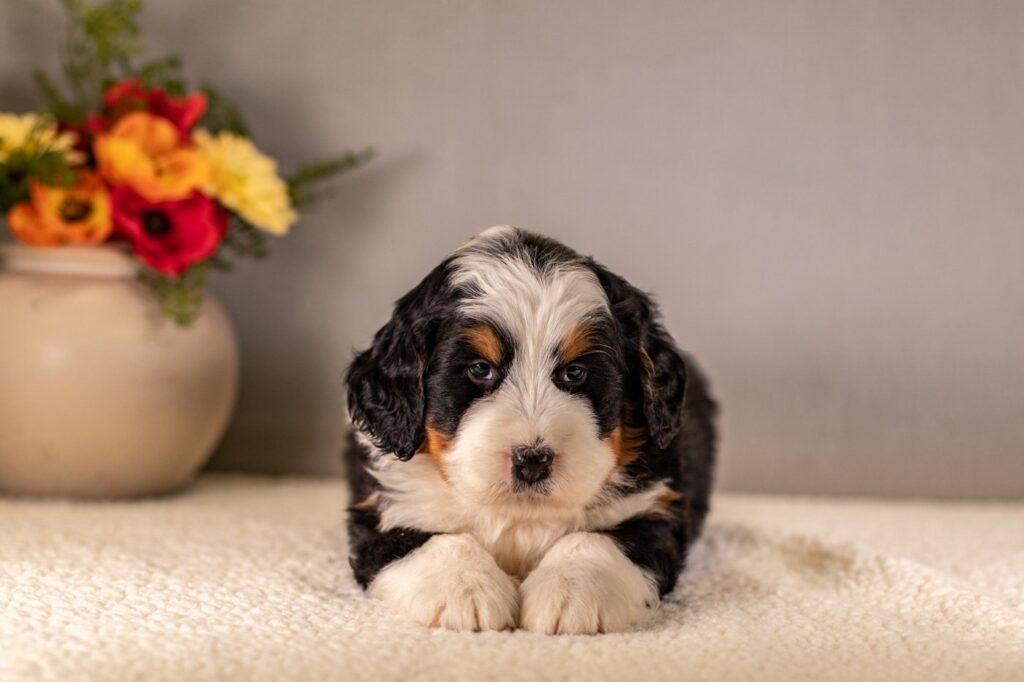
[
  {"left": 591, "top": 263, "right": 687, "bottom": 450},
  {"left": 346, "top": 261, "right": 452, "bottom": 461}
]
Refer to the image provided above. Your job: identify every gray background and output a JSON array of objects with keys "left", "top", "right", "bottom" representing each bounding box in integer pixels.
[{"left": 3, "top": 0, "right": 1022, "bottom": 498}]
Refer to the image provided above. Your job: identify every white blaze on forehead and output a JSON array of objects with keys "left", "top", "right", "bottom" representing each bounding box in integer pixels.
[{"left": 450, "top": 235, "right": 609, "bottom": 364}]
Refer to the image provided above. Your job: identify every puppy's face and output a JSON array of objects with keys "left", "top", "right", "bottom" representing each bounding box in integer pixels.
[
  {"left": 422, "top": 285, "right": 628, "bottom": 510},
  {"left": 348, "top": 227, "right": 686, "bottom": 514}
]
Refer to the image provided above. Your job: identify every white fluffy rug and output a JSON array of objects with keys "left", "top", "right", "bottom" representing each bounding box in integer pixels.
[{"left": 1, "top": 475, "right": 1022, "bottom": 681}]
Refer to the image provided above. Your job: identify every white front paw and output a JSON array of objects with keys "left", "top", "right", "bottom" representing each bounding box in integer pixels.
[
  {"left": 520, "top": 532, "right": 657, "bottom": 635},
  {"left": 369, "top": 534, "right": 519, "bottom": 631}
]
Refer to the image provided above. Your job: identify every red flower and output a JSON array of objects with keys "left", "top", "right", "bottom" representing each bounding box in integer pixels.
[
  {"left": 103, "top": 79, "right": 151, "bottom": 113},
  {"left": 99, "top": 78, "right": 208, "bottom": 141},
  {"left": 111, "top": 187, "right": 227, "bottom": 275},
  {"left": 148, "top": 89, "right": 208, "bottom": 137},
  {"left": 83, "top": 114, "right": 108, "bottom": 137},
  {"left": 61, "top": 80, "right": 208, "bottom": 154}
]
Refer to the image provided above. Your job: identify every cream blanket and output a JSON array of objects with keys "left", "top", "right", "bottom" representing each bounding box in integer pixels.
[{"left": 1, "top": 475, "right": 1021, "bottom": 681}]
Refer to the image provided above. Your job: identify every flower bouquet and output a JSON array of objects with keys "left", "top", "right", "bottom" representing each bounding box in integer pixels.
[{"left": 0, "top": 0, "right": 371, "bottom": 324}]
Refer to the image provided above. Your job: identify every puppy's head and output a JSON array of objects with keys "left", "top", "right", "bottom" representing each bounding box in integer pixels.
[{"left": 347, "top": 227, "right": 687, "bottom": 511}]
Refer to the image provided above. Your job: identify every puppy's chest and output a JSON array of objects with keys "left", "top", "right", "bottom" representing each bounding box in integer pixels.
[
  {"left": 372, "top": 457, "right": 584, "bottom": 577},
  {"left": 467, "top": 513, "right": 578, "bottom": 578}
]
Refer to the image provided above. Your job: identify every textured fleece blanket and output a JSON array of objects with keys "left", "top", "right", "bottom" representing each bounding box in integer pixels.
[{"left": 1, "top": 475, "right": 1022, "bottom": 681}]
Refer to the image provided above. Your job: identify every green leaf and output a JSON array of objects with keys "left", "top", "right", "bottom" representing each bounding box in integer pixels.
[
  {"left": 32, "top": 71, "right": 79, "bottom": 122},
  {"left": 0, "top": 118, "right": 76, "bottom": 213},
  {"left": 198, "top": 83, "right": 251, "bottom": 136},
  {"left": 137, "top": 263, "right": 209, "bottom": 327},
  {"left": 286, "top": 147, "right": 374, "bottom": 207},
  {"left": 34, "top": 0, "right": 147, "bottom": 122},
  {"left": 219, "top": 217, "right": 270, "bottom": 262},
  {"left": 137, "top": 55, "right": 185, "bottom": 93},
  {"left": 0, "top": 163, "right": 31, "bottom": 213}
]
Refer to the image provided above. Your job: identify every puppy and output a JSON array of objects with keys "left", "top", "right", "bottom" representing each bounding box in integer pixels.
[{"left": 344, "top": 226, "right": 716, "bottom": 634}]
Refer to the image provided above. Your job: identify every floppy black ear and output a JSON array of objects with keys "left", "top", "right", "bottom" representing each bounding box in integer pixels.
[
  {"left": 590, "top": 263, "right": 688, "bottom": 450},
  {"left": 346, "top": 260, "right": 453, "bottom": 461}
]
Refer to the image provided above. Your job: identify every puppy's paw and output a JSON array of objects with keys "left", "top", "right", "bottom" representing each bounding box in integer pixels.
[
  {"left": 369, "top": 534, "right": 519, "bottom": 631},
  {"left": 520, "top": 532, "right": 657, "bottom": 635}
]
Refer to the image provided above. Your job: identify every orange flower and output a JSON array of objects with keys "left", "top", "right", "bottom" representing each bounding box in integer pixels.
[
  {"left": 93, "top": 111, "right": 210, "bottom": 202},
  {"left": 6, "top": 171, "right": 113, "bottom": 246}
]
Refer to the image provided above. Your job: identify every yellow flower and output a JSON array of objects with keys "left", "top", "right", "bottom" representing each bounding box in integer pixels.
[
  {"left": 192, "top": 129, "right": 296, "bottom": 235},
  {"left": 0, "top": 112, "right": 81, "bottom": 164},
  {"left": 94, "top": 111, "right": 210, "bottom": 202}
]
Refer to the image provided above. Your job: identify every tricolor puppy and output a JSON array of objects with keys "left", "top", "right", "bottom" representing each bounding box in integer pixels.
[{"left": 345, "top": 226, "right": 716, "bottom": 634}]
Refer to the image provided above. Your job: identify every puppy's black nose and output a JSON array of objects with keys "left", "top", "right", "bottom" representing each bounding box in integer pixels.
[{"left": 512, "top": 445, "right": 554, "bottom": 484}]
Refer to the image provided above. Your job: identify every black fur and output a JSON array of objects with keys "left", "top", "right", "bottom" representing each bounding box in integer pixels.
[
  {"left": 423, "top": 318, "right": 516, "bottom": 436},
  {"left": 554, "top": 315, "right": 626, "bottom": 436},
  {"left": 584, "top": 259, "right": 716, "bottom": 596},
  {"left": 590, "top": 262, "right": 690, "bottom": 450},
  {"left": 345, "top": 434, "right": 434, "bottom": 588},
  {"left": 606, "top": 361, "right": 717, "bottom": 596},
  {"left": 346, "top": 259, "right": 455, "bottom": 461}
]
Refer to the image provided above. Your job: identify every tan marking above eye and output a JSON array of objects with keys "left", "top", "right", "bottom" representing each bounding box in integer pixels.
[
  {"left": 559, "top": 323, "right": 597, "bottom": 364},
  {"left": 463, "top": 323, "right": 504, "bottom": 366}
]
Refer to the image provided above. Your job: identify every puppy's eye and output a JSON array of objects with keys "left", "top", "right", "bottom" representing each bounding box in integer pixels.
[
  {"left": 560, "top": 363, "right": 587, "bottom": 386},
  {"left": 467, "top": 360, "right": 495, "bottom": 383}
]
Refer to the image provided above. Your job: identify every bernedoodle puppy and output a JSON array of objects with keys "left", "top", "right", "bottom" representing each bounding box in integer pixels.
[{"left": 344, "top": 226, "right": 717, "bottom": 634}]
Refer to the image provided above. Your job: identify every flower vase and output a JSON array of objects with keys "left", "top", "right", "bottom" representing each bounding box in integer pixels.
[{"left": 0, "top": 242, "right": 239, "bottom": 497}]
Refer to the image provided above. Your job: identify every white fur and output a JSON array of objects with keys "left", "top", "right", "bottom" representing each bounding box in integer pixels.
[
  {"left": 368, "top": 534, "right": 519, "bottom": 631},
  {"left": 520, "top": 532, "right": 658, "bottom": 635}
]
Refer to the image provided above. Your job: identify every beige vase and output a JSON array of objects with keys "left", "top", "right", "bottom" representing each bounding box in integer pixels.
[{"left": 0, "top": 242, "right": 239, "bottom": 497}]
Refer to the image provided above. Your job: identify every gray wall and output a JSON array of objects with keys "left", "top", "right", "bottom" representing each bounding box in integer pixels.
[{"left": 3, "top": 0, "right": 1022, "bottom": 498}]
